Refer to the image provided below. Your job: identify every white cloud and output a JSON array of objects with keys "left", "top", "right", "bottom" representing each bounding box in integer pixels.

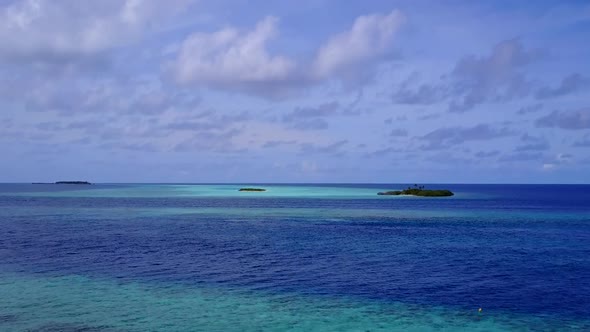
[
  {"left": 0, "top": 0, "right": 190, "bottom": 61},
  {"left": 542, "top": 153, "right": 574, "bottom": 171},
  {"left": 169, "top": 16, "right": 296, "bottom": 87},
  {"left": 168, "top": 10, "right": 405, "bottom": 96},
  {"left": 312, "top": 10, "right": 404, "bottom": 79}
]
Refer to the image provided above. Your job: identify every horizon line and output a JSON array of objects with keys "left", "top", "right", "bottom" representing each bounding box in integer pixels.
[{"left": 4, "top": 182, "right": 590, "bottom": 185}]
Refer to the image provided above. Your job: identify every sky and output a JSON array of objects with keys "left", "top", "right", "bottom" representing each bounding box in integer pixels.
[{"left": 1, "top": 0, "right": 589, "bottom": 183}]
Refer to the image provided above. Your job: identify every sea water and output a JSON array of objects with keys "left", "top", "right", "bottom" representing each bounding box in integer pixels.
[{"left": 0, "top": 184, "right": 589, "bottom": 331}]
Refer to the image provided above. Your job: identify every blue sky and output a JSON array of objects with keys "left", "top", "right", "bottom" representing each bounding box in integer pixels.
[{"left": 0, "top": 0, "right": 589, "bottom": 183}]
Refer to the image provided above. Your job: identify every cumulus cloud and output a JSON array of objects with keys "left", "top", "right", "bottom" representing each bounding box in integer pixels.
[
  {"left": 535, "top": 109, "right": 590, "bottom": 130},
  {"left": 311, "top": 10, "right": 404, "bottom": 79},
  {"left": 169, "top": 16, "right": 297, "bottom": 91},
  {"left": 168, "top": 10, "right": 404, "bottom": 97},
  {"left": 0, "top": 0, "right": 190, "bottom": 62}
]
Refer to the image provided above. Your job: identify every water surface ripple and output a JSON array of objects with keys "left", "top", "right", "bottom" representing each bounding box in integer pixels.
[{"left": 1, "top": 184, "right": 589, "bottom": 331}]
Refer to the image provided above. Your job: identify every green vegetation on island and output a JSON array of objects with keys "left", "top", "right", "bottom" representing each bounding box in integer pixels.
[
  {"left": 33, "top": 181, "right": 92, "bottom": 185},
  {"left": 378, "top": 185, "right": 453, "bottom": 197},
  {"left": 239, "top": 188, "right": 266, "bottom": 192}
]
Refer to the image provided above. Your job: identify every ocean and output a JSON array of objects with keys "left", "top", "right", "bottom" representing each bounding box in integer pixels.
[{"left": 0, "top": 183, "right": 589, "bottom": 331}]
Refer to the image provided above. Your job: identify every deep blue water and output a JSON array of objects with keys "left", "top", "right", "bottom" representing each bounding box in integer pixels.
[{"left": 1, "top": 183, "right": 589, "bottom": 331}]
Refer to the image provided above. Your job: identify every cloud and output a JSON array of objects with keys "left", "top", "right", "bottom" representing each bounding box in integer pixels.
[
  {"left": 420, "top": 124, "right": 513, "bottom": 150},
  {"left": 499, "top": 152, "right": 543, "bottom": 162},
  {"left": 281, "top": 101, "right": 358, "bottom": 131},
  {"left": 390, "top": 39, "right": 540, "bottom": 112},
  {"left": 66, "top": 120, "right": 103, "bottom": 130},
  {"left": 389, "top": 128, "right": 408, "bottom": 137},
  {"left": 127, "top": 90, "right": 201, "bottom": 115},
  {"left": 283, "top": 102, "right": 340, "bottom": 122},
  {"left": 514, "top": 133, "right": 549, "bottom": 151},
  {"left": 289, "top": 118, "right": 329, "bottom": 131},
  {"left": 365, "top": 146, "right": 404, "bottom": 158},
  {"left": 173, "top": 128, "right": 245, "bottom": 153},
  {"left": 166, "top": 111, "right": 250, "bottom": 131},
  {"left": 536, "top": 73, "right": 589, "bottom": 99},
  {"left": 300, "top": 140, "right": 348, "bottom": 155},
  {"left": 0, "top": 0, "right": 190, "bottom": 63},
  {"left": 542, "top": 153, "right": 574, "bottom": 171},
  {"left": 556, "top": 153, "right": 573, "bottom": 162},
  {"left": 417, "top": 113, "right": 442, "bottom": 120},
  {"left": 391, "top": 83, "right": 447, "bottom": 105},
  {"left": 169, "top": 16, "right": 298, "bottom": 93},
  {"left": 35, "top": 121, "right": 62, "bottom": 131},
  {"left": 98, "top": 141, "right": 158, "bottom": 152},
  {"left": 300, "top": 160, "right": 318, "bottom": 173},
  {"left": 262, "top": 140, "right": 297, "bottom": 149},
  {"left": 514, "top": 142, "right": 549, "bottom": 152},
  {"left": 573, "top": 135, "right": 590, "bottom": 147},
  {"left": 20, "top": 87, "right": 257, "bottom": 153},
  {"left": 22, "top": 75, "right": 201, "bottom": 115},
  {"left": 426, "top": 152, "right": 475, "bottom": 165},
  {"left": 24, "top": 79, "right": 109, "bottom": 113},
  {"left": 475, "top": 150, "right": 500, "bottom": 158},
  {"left": 168, "top": 10, "right": 405, "bottom": 97},
  {"left": 535, "top": 109, "right": 590, "bottom": 130},
  {"left": 517, "top": 103, "right": 543, "bottom": 115},
  {"left": 312, "top": 10, "right": 404, "bottom": 80},
  {"left": 448, "top": 39, "right": 539, "bottom": 112},
  {"left": 390, "top": 72, "right": 447, "bottom": 105}
]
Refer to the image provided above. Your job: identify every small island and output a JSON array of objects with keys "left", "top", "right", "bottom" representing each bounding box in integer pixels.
[
  {"left": 32, "top": 181, "right": 92, "bottom": 185},
  {"left": 55, "top": 181, "right": 92, "bottom": 185},
  {"left": 378, "top": 185, "right": 453, "bottom": 197},
  {"left": 239, "top": 188, "right": 266, "bottom": 192}
]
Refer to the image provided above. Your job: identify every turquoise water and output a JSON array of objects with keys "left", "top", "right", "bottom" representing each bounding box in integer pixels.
[
  {"left": 2, "top": 184, "right": 468, "bottom": 198},
  {"left": 0, "top": 273, "right": 580, "bottom": 332},
  {"left": 1, "top": 184, "right": 589, "bottom": 331}
]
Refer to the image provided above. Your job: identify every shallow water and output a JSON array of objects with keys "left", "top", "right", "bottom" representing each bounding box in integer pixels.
[{"left": 1, "top": 184, "right": 589, "bottom": 331}]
